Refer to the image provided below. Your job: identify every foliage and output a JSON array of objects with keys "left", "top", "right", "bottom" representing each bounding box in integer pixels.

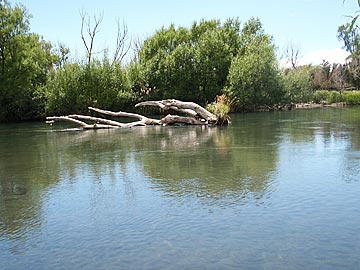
[
  {"left": 224, "top": 18, "right": 284, "bottom": 109},
  {"left": 206, "top": 94, "right": 233, "bottom": 125},
  {"left": 338, "top": 23, "right": 360, "bottom": 55},
  {"left": 132, "top": 18, "right": 242, "bottom": 105},
  {"left": 3, "top": 0, "right": 360, "bottom": 123},
  {"left": 45, "top": 59, "right": 133, "bottom": 116},
  {"left": 344, "top": 90, "right": 360, "bottom": 104},
  {"left": 312, "top": 62, "right": 349, "bottom": 90},
  {"left": 338, "top": 2, "right": 360, "bottom": 89},
  {"left": 282, "top": 65, "right": 315, "bottom": 103},
  {"left": 313, "top": 90, "right": 360, "bottom": 104},
  {"left": 314, "top": 90, "right": 343, "bottom": 104},
  {"left": 313, "top": 90, "right": 332, "bottom": 103},
  {"left": 0, "top": 1, "right": 58, "bottom": 121}
]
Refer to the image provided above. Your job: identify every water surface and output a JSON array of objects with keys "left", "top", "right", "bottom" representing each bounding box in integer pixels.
[{"left": 1, "top": 107, "right": 360, "bottom": 269}]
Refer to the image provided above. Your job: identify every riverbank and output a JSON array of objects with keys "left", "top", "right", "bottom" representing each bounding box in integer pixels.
[
  {"left": 239, "top": 101, "right": 353, "bottom": 113},
  {"left": 294, "top": 102, "right": 348, "bottom": 109}
]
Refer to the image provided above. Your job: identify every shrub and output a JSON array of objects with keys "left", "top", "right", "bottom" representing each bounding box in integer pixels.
[
  {"left": 45, "top": 60, "right": 133, "bottom": 116},
  {"left": 282, "top": 66, "right": 315, "bottom": 103},
  {"left": 344, "top": 91, "right": 360, "bottom": 105},
  {"left": 206, "top": 95, "right": 233, "bottom": 125},
  {"left": 224, "top": 19, "right": 283, "bottom": 109},
  {"left": 313, "top": 90, "right": 331, "bottom": 103},
  {"left": 328, "top": 91, "right": 345, "bottom": 103}
]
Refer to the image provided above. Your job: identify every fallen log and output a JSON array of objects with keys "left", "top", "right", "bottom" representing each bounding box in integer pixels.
[
  {"left": 46, "top": 99, "right": 221, "bottom": 129},
  {"left": 46, "top": 116, "right": 117, "bottom": 129},
  {"left": 135, "top": 99, "right": 217, "bottom": 123},
  {"left": 88, "top": 107, "right": 160, "bottom": 125},
  {"left": 159, "top": 115, "right": 206, "bottom": 126}
]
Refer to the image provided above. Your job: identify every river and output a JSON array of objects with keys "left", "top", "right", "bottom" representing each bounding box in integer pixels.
[{"left": 0, "top": 107, "right": 360, "bottom": 269}]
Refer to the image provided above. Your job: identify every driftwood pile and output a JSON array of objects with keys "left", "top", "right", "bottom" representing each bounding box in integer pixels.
[{"left": 46, "top": 99, "right": 219, "bottom": 129}]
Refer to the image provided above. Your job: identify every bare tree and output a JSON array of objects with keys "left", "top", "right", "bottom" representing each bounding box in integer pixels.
[
  {"left": 133, "top": 35, "right": 144, "bottom": 53},
  {"left": 127, "top": 35, "right": 145, "bottom": 62},
  {"left": 284, "top": 41, "right": 301, "bottom": 69},
  {"left": 111, "top": 19, "right": 131, "bottom": 66},
  {"left": 80, "top": 11, "right": 103, "bottom": 64},
  {"left": 133, "top": 36, "right": 143, "bottom": 51}
]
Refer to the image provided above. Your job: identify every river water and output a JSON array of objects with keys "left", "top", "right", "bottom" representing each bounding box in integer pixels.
[{"left": 0, "top": 107, "right": 360, "bottom": 269}]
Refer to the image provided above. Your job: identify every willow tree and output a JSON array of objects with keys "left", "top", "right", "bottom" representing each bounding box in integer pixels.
[
  {"left": 0, "top": 0, "right": 58, "bottom": 121},
  {"left": 224, "top": 18, "right": 284, "bottom": 110},
  {"left": 129, "top": 18, "right": 242, "bottom": 106}
]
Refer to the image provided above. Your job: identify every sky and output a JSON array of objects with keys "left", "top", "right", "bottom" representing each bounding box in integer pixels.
[{"left": 18, "top": 0, "right": 359, "bottom": 65}]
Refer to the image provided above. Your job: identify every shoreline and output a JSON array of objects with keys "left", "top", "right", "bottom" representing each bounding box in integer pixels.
[
  {"left": 294, "top": 102, "right": 347, "bottom": 109},
  {"left": 235, "top": 102, "right": 350, "bottom": 113}
]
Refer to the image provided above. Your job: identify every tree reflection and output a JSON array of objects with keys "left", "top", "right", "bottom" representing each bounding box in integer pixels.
[
  {"left": 137, "top": 122, "right": 280, "bottom": 204},
  {"left": 1, "top": 107, "right": 360, "bottom": 240}
]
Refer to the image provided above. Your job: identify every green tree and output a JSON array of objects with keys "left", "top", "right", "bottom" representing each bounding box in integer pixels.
[
  {"left": 0, "top": 0, "right": 57, "bottom": 121},
  {"left": 337, "top": 23, "right": 360, "bottom": 55},
  {"left": 45, "top": 58, "right": 133, "bottom": 116},
  {"left": 224, "top": 18, "right": 283, "bottom": 109},
  {"left": 132, "top": 18, "right": 242, "bottom": 105},
  {"left": 338, "top": 1, "right": 360, "bottom": 88},
  {"left": 282, "top": 65, "right": 315, "bottom": 103}
]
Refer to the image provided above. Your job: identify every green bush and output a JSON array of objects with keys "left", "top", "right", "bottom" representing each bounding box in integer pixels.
[
  {"left": 224, "top": 19, "right": 283, "bottom": 109},
  {"left": 313, "top": 90, "right": 360, "bottom": 104},
  {"left": 0, "top": 1, "right": 58, "bottom": 121},
  {"left": 344, "top": 91, "right": 360, "bottom": 105},
  {"left": 134, "top": 19, "right": 242, "bottom": 105},
  {"left": 45, "top": 60, "right": 133, "bottom": 116},
  {"left": 282, "top": 66, "right": 315, "bottom": 103},
  {"left": 313, "top": 90, "right": 331, "bottom": 103},
  {"left": 328, "top": 91, "right": 345, "bottom": 103}
]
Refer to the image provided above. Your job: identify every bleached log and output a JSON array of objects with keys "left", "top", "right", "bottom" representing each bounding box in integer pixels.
[
  {"left": 159, "top": 115, "right": 205, "bottom": 126},
  {"left": 135, "top": 100, "right": 198, "bottom": 117},
  {"left": 46, "top": 116, "right": 118, "bottom": 129},
  {"left": 68, "top": 114, "right": 125, "bottom": 127},
  {"left": 135, "top": 99, "right": 217, "bottom": 123},
  {"left": 88, "top": 106, "right": 160, "bottom": 125},
  {"left": 46, "top": 100, "right": 219, "bottom": 129}
]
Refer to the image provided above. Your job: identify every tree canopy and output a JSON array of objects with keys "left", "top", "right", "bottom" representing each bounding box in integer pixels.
[
  {"left": 0, "top": 0, "right": 58, "bottom": 121},
  {"left": 1, "top": 1, "right": 360, "bottom": 122}
]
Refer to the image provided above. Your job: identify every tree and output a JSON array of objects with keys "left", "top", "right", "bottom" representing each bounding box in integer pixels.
[
  {"left": 282, "top": 65, "right": 315, "bottom": 103},
  {"left": 0, "top": 1, "right": 58, "bottom": 121},
  {"left": 337, "top": 23, "right": 360, "bottom": 55},
  {"left": 283, "top": 41, "right": 301, "bottom": 69},
  {"left": 337, "top": 1, "right": 360, "bottom": 88},
  {"left": 224, "top": 18, "right": 284, "bottom": 109},
  {"left": 80, "top": 11, "right": 103, "bottom": 64},
  {"left": 132, "top": 18, "right": 242, "bottom": 106}
]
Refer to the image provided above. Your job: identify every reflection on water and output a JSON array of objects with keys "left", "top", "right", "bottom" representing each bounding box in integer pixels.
[{"left": 1, "top": 107, "right": 360, "bottom": 269}]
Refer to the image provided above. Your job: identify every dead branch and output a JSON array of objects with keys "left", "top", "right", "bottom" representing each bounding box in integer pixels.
[
  {"left": 88, "top": 106, "right": 160, "bottom": 125},
  {"left": 134, "top": 100, "right": 198, "bottom": 117},
  {"left": 112, "top": 19, "right": 131, "bottom": 66},
  {"left": 136, "top": 99, "right": 217, "bottom": 123},
  {"left": 47, "top": 100, "right": 219, "bottom": 130},
  {"left": 46, "top": 116, "right": 117, "bottom": 129},
  {"left": 160, "top": 115, "right": 205, "bottom": 126},
  {"left": 68, "top": 114, "right": 125, "bottom": 127},
  {"left": 283, "top": 41, "right": 301, "bottom": 69},
  {"left": 80, "top": 11, "right": 103, "bottom": 64}
]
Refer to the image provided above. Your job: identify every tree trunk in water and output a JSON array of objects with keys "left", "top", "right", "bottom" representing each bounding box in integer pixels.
[{"left": 46, "top": 99, "right": 219, "bottom": 129}]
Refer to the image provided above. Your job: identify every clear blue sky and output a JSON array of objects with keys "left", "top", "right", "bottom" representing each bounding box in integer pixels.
[{"left": 19, "top": 0, "right": 359, "bottom": 62}]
